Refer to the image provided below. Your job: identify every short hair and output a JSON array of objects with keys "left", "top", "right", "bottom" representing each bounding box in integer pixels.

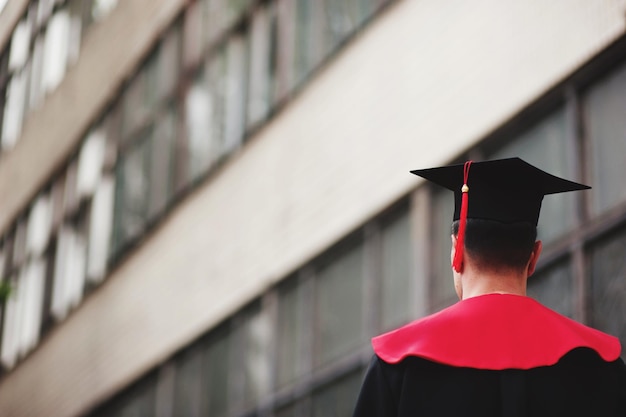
[{"left": 452, "top": 219, "right": 537, "bottom": 272}]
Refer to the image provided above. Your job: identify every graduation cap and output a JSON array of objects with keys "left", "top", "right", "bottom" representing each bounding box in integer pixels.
[{"left": 411, "top": 157, "right": 590, "bottom": 272}]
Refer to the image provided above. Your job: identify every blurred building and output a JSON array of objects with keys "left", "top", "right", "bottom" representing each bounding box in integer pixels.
[{"left": 0, "top": 0, "right": 625, "bottom": 416}]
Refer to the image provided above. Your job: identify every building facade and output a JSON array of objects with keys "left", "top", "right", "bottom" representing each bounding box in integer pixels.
[{"left": 0, "top": 0, "right": 625, "bottom": 416}]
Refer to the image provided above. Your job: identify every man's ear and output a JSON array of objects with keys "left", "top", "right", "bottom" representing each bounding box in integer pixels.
[
  {"left": 527, "top": 240, "right": 543, "bottom": 277},
  {"left": 450, "top": 234, "right": 457, "bottom": 266}
]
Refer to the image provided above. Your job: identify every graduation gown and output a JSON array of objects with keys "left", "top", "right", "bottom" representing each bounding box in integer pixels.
[{"left": 353, "top": 293, "right": 626, "bottom": 417}]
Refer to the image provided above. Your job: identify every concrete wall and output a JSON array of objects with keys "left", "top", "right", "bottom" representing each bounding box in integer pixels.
[{"left": 0, "top": 1, "right": 625, "bottom": 416}]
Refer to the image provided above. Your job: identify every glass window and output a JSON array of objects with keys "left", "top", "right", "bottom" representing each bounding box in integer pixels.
[
  {"left": 223, "top": 34, "right": 247, "bottom": 152},
  {"left": 205, "top": 49, "right": 226, "bottom": 160},
  {"left": 588, "top": 227, "right": 626, "bottom": 357},
  {"left": 185, "top": 73, "right": 215, "bottom": 181},
  {"left": 273, "top": 0, "right": 295, "bottom": 104},
  {"left": 76, "top": 130, "right": 106, "bottom": 200},
  {"left": 430, "top": 188, "right": 456, "bottom": 310},
  {"left": 247, "top": 4, "right": 273, "bottom": 128},
  {"left": 1, "top": 272, "right": 20, "bottom": 368},
  {"left": 26, "top": 194, "right": 52, "bottom": 257},
  {"left": 238, "top": 308, "right": 273, "bottom": 407},
  {"left": 8, "top": 20, "right": 30, "bottom": 72},
  {"left": 87, "top": 175, "right": 115, "bottom": 284},
  {"left": 1, "top": 69, "right": 28, "bottom": 150},
  {"left": 173, "top": 345, "right": 204, "bottom": 417},
  {"left": 380, "top": 212, "right": 412, "bottom": 330},
  {"left": 19, "top": 259, "right": 46, "bottom": 355},
  {"left": 91, "top": 0, "right": 118, "bottom": 21},
  {"left": 28, "top": 35, "right": 45, "bottom": 111},
  {"left": 51, "top": 223, "right": 87, "bottom": 320},
  {"left": 488, "top": 107, "right": 574, "bottom": 243},
  {"left": 112, "top": 135, "right": 151, "bottom": 252},
  {"left": 276, "top": 278, "right": 305, "bottom": 388},
  {"left": 0, "top": 259, "right": 46, "bottom": 367},
  {"left": 527, "top": 260, "right": 573, "bottom": 318},
  {"left": 312, "top": 369, "right": 363, "bottom": 417},
  {"left": 315, "top": 242, "right": 364, "bottom": 367},
  {"left": 42, "top": 9, "right": 71, "bottom": 94},
  {"left": 148, "top": 106, "right": 176, "bottom": 220},
  {"left": 294, "top": 0, "right": 314, "bottom": 86},
  {"left": 584, "top": 62, "right": 626, "bottom": 215},
  {"left": 322, "top": 0, "right": 359, "bottom": 54},
  {"left": 204, "top": 328, "right": 230, "bottom": 417}
]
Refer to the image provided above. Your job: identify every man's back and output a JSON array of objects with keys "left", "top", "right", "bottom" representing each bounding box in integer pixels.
[
  {"left": 355, "top": 348, "right": 626, "bottom": 417},
  {"left": 353, "top": 294, "right": 626, "bottom": 417}
]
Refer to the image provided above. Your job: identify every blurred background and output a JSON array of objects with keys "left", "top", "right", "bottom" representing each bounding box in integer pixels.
[{"left": 0, "top": 0, "right": 625, "bottom": 416}]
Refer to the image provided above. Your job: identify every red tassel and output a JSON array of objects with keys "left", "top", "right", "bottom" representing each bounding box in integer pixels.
[{"left": 453, "top": 161, "right": 472, "bottom": 272}]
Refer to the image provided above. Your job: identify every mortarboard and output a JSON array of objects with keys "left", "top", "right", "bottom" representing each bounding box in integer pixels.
[{"left": 410, "top": 157, "right": 590, "bottom": 272}]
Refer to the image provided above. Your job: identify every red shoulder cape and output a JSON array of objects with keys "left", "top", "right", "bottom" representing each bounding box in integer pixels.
[{"left": 373, "top": 293, "right": 621, "bottom": 370}]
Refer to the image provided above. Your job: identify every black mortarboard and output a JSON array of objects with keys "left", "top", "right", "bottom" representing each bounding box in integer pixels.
[{"left": 410, "top": 157, "right": 590, "bottom": 271}]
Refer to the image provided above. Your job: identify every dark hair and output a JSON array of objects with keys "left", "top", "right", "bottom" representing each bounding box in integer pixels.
[{"left": 452, "top": 219, "right": 537, "bottom": 272}]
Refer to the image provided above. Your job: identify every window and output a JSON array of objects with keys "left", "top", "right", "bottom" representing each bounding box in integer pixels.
[
  {"left": 156, "top": 25, "right": 181, "bottom": 102},
  {"left": 276, "top": 278, "right": 306, "bottom": 388},
  {"left": 527, "top": 260, "right": 573, "bottom": 318},
  {"left": 148, "top": 106, "right": 177, "bottom": 219},
  {"left": 42, "top": 9, "right": 71, "bottom": 94},
  {"left": 230, "top": 305, "right": 272, "bottom": 413},
  {"left": 588, "top": 227, "right": 626, "bottom": 357},
  {"left": 584, "top": 62, "right": 626, "bottom": 216},
  {"left": 488, "top": 107, "right": 574, "bottom": 243},
  {"left": 172, "top": 345, "right": 204, "bottom": 417},
  {"left": 185, "top": 73, "right": 215, "bottom": 181},
  {"left": 204, "top": 328, "right": 231, "bottom": 417},
  {"left": 315, "top": 242, "right": 364, "bottom": 367},
  {"left": 380, "top": 212, "right": 413, "bottom": 330},
  {"left": 51, "top": 221, "right": 87, "bottom": 320},
  {"left": 0, "top": 259, "right": 46, "bottom": 368},
  {"left": 8, "top": 20, "right": 30, "bottom": 72},
  {"left": 247, "top": 3, "right": 273, "bottom": 128},
  {"left": 430, "top": 187, "right": 456, "bottom": 310},
  {"left": 76, "top": 130, "right": 106, "bottom": 200},
  {"left": 112, "top": 134, "right": 151, "bottom": 252},
  {"left": 1, "top": 69, "right": 28, "bottom": 150},
  {"left": 311, "top": 369, "right": 363, "bottom": 417},
  {"left": 223, "top": 34, "right": 248, "bottom": 151},
  {"left": 87, "top": 175, "right": 115, "bottom": 284}
]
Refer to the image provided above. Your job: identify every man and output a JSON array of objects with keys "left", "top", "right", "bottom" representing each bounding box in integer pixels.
[{"left": 352, "top": 158, "right": 626, "bottom": 417}]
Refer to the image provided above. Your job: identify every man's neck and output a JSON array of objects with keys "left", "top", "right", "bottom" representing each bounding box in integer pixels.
[{"left": 460, "top": 266, "right": 528, "bottom": 300}]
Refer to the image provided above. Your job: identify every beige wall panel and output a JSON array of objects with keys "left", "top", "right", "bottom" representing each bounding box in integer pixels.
[
  {"left": 0, "top": 0, "right": 184, "bottom": 236},
  {"left": 1, "top": 1, "right": 626, "bottom": 416}
]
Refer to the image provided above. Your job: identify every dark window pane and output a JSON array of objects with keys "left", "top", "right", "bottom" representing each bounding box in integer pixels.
[
  {"left": 277, "top": 278, "right": 305, "bottom": 387},
  {"left": 588, "top": 227, "right": 626, "bottom": 359},
  {"left": 112, "top": 136, "right": 151, "bottom": 252},
  {"left": 430, "top": 188, "right": 456, "bottom": 310},
  {"left": 380, "top": 212, "right": 412, "bottom": 330},
  {"left": 315, "top": 243, "right": 364, "bottom": 367},
  {"left": 312, "top": 370, "right": 363, "bottom": 417},
  {"left": 205, "top": 328, "right": 230, "bottom": 417},
  {"left": 173, "top": 346, "right": 204, "bottom": 417},
  {"left": 527, "top": 260, "right": 573, "bottom": 318},
  {"left": 148, "top": 106, "right": 176, "bottom": 219},
  {"left": 488, "top": 107, "right": 574, "bottom": 243},
  {"left": 584, "top": 62, "right": 626, "bottom": 215}
]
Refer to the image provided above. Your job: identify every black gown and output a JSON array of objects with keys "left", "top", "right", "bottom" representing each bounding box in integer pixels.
[{"left": 352, "top": 294, "right": 626, "bottom": 417}]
